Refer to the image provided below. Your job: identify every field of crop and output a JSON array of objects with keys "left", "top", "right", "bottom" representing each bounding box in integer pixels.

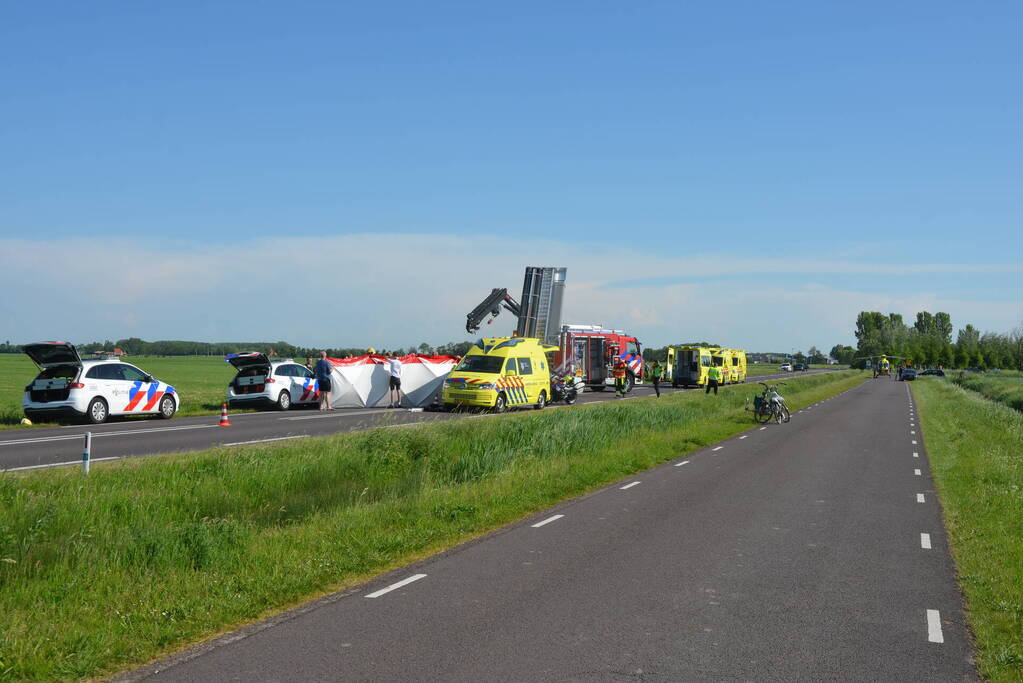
[
  {"left": 0, "top": 370, "right": 865, "bottom": 680},
  {"left": 0, "top": 354, "right": 267, "bottom": 428},
  {"left": 950, "top": 370, "right": 1023, "bottom": 413},
  {"left": 913, "top": 377, "right": 1023, "bottom": 681}
]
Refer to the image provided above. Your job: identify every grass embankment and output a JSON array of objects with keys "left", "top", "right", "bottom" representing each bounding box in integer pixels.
[
  {"left": 0, "top": 370, "right": 865, "bottom": 680},
  {"left": 950, "top": 370, "right": 1023, "bottom": 413},
  {"left": 913, "top": 378, "right": 1023, "bottom": 681},
  {"left": 0, "top": 355, "right": 263, "bottom": 428}
]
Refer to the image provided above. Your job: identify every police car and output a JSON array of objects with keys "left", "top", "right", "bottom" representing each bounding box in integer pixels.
[
  {"left": 225, "top": 352, "right": 320, "bottom": 410},
  {"left": 22, "top": 342, "right": 180, "bottom": 424}
]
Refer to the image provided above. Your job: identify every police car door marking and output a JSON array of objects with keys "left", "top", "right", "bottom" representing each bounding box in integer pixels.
[{"left": 124, "top": 381, "right": 147, "bottom": 411}]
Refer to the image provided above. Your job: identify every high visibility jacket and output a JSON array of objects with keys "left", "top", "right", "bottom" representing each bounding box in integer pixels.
[
  {"left": 708, "top": 367, "right": 722, "bottom": 381},
  {"left": 613, "top": 363, "right": 627, "bottom": 379},
  {"left": 650, "top": 365, "right": 664, "bottom": 380}
]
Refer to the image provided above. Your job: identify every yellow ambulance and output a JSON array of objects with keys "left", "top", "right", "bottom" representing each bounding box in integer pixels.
[
  {"left": 714, "top": 348, "right": 748, "bottom": 384},
  {"left": 668, "top": 346, "right": 719, "bottom": 387},
  {"left": 441, "top": 337, "right": 556, "bottom": 412}
]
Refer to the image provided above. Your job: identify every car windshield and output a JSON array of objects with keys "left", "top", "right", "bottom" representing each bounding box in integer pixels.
[
  {"left": 455, "top": 355, "right": 506, "bottom": 374},
  {"left": 36, "top": 365, "right": 78, "bottom": 380}
]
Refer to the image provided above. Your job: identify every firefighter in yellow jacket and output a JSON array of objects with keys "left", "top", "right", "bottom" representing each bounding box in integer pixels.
[{"left": 613, "top": 357, "right": 628, "bottom": 398}]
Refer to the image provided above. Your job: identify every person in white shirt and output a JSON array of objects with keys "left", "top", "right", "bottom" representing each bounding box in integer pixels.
[{"left": 387, "top": 352, "right": 403, "bottom": 408}]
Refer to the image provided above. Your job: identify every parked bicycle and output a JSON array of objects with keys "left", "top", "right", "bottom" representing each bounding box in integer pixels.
[{"left": 745, "top": 381, "right": 791, "bottom": 424}]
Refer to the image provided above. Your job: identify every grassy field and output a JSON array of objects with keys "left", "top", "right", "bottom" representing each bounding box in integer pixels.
[
  {"left": 950, "top": 370, "right": 1023, "bottom": 413},
  {"left": 0, "top": 370, "right": 865, "bottom": 680},
  {"left": 0, "top": 354, "right": 269, "bottom": 428},
  {"left": 913, "top": 377, "right": 1023, "bottom": 681}
]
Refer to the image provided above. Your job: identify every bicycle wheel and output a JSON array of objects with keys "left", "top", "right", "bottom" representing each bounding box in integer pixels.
[
  {"left": 776, "top": 404, "right": 791, "bottom": 424},
  {"left": 755, "top": 406, "right": 772, "bottom": 423}
]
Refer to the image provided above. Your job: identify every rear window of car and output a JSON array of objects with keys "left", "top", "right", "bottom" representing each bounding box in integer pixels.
[
  {"left": 37, "top": 365, "right": 78, "bottom": 380},
  {"left": 237, "top": 367, "right": 267, "bottom": 377}
]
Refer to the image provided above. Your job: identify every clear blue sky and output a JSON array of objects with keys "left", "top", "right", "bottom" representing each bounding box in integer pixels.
[{"left": 2, "top": 2, "right": 1020, "bottom": 351}]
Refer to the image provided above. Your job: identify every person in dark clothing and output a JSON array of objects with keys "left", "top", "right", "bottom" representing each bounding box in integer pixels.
[{"left": 314, "top": 351, "right": 333, "bottom": 411}]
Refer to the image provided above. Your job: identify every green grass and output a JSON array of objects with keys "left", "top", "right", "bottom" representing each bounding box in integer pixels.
[
  {"left": 912, "top": 377, "right": 1023, "bottom": 682},
  {"left": 0, "top": 370, "right": 865, "bottom": 680},
  {"left": 950, "top": 370, "right": 1023, "bottom": 413},
  {"left": 0, "top": 355, "right": 268, "bottom": 428}
]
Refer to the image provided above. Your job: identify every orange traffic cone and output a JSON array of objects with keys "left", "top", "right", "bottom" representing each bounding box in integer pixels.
[{"left": 218, "top": 403, "right": 231, "bottom": 427}]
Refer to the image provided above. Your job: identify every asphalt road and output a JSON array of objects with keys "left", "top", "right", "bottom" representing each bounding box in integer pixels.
[
  {"left": 123, "top": 374, "right": 976, "bottom": 681},
  {"left": 0, "top": 369, "right": 832, "bottom": 471}
]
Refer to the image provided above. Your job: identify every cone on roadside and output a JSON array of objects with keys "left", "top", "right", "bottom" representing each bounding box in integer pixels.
[{"left": 218, "top": 403, "right": 231, "bottom": 427}]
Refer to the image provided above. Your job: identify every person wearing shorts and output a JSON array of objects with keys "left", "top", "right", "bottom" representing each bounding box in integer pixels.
[
  {"left": 388, "top": 352, "right": 403, "bottom": 408},
  {"left": 314, "top": 351, "right": 333, "bottom": 411}
]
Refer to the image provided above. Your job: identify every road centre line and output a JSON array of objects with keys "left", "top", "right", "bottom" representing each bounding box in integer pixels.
[
  {"left": 224, "top": 435, "right": 310, "bottom": 447},
  {"left": 921, "top": 533, "right": 932, "bottom": 549},
  {"left": 926, "top": 609, "right": 944, "bottom": 643},
  {"left": 531, "top": 514, "right": 564, "bottom": 528},
  {"left": 4, "top": 456, "right": 122, "bottom": 472},
  {"left": 620, "top": 481, "right": 641, "bottom": 490},
  {"left": 0, "top": 423, "right": 217, "bottom": 446},
  {"left": 917, "top": 493, "right": 926, "bottom": 503},
  {"left": 365, "top": 574, "right": 427, "bottom": 598},
  {"left": 914, "top": 469, "right": 921, "bottom": 476},
  {"left": 674, "top": 460, "right": 690, "bottom": 467}
]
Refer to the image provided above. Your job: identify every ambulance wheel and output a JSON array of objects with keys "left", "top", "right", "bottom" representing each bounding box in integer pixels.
[
  {"left": 493, "top": 393, "right": 508, "bottom": 414},
  {"left": 158, "top": 396, "right": 176, "bottom": 419},
  {"left": 534, "top": 391, "right": 547, "bottom": 410},
  {"left": 276, "top": 390, "right": 291, "bottom": 411},
  {"left": 87, "top": 397, "right": 108, "bottom": 424}
]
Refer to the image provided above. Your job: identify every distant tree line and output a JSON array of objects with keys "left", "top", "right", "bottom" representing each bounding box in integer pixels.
[
  {"left": 0, "top": 338, "right": 476, "bottom": 358},
  {"left": 833, "top": 311, "right": 1023, "bottom": 370}
]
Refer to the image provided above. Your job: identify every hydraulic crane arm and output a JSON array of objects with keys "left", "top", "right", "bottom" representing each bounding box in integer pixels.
[{"left": 466, "top": 288, "right": 522, "bottom": 334}]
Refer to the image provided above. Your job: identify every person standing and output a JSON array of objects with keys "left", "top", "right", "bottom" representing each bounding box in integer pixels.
[
  {"left": 706, "top": 364, "right": 721, "bottom": 395},
  {"left": 388, "top": 352, "right": 403, "bottom": 408},
  {"left": 613, "top": 357, "right": 628, "bottom": 398},
  {"left": 314, "top": 351, "right": 333, "bottom": 411},
  {"left": 649, "top": 360, "right": 663, "bottom": 397}
]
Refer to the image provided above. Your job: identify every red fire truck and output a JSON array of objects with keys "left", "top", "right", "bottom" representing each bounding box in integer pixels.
[{"left": 554, "top": 324, "right": 644, "bottom": 393}]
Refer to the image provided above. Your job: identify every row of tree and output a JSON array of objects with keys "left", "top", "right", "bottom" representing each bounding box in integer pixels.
[
  {"left": 831, "top": 311, "right": 1023, "bottom": 370},
  {"left": 0, "top": 338, "right": 477, "bottom": 358}
]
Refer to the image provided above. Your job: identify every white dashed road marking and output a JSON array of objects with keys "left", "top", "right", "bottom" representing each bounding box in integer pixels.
[
  {"left": 674, "top": 460, "right": 690, "bottom": 467},
  {"left": 712, "top": 446, "right": 723, "bottom": 452},
  {"left": 739, "top": 435, "right": 748, "bottom": 440},
  {"left": 620, "top": 481, "right": 641, "bottom": 490},
  {"left": 914, "top": 469, "right": 921, "bottom": 476},
  {"left": 927, "top": 609, "right": 944, "bottom": 643},
  {"left": 921, "top": 533, "right": 932, "bottom": 549},
  {"left": 917, "top": 493, "right": 926, "bottom": 503},
  {"left": 912, "top": 440, "right": 918, "bottom": 445},
  {"left": 366, "top": 574, "right": 427, "bottom": 598},
  {"left": 759, "top": 427, "right": 767, "bottom": 431},
  {"left": 531, "top": 514, "right": 564, "bottom": 528},
  {"left": 913, "top": 452, "right": 919, "bottom": 458}
]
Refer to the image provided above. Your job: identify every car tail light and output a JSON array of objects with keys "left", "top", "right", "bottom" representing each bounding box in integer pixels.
[
  {"left": 265, "top": 378, "right": 276, "bottom": 383},
  {"left": 70, "top": 382, "right": 85, "bottom": 389}
]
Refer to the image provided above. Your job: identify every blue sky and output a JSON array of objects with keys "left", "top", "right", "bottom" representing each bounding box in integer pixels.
[{"left": 2, "top": 2, "right": 1020, "bottom": 351}]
